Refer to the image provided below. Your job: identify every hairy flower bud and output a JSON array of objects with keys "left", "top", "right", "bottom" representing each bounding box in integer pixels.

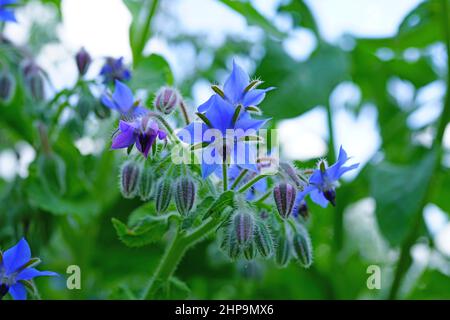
[
  {"left": 243, "top": 241, "right": 257, "bottom": 260},
  {"left": 155, "top": 178, "right": 173, "bottom": 214},
  {"left": 75, "top": 47, "right": 92, "bottom": 76},
  {"left": 120, "top": 161, "right": 141, "bottom": 199},
  {"left": 292, "top": 224, "right": 313, "bottom": 268},
  {"left": 233, "top": 211, "right": 254, "bottom": 246},
  {"left": 221, "top": 233, "right": 241, "bottom": 260},
  {"left": 254, "top": 221, "right": 274, "bottom": 258},
  {"left": 138, "top": 166, "right": 154, "bottom": 201},
  {"left": 0, "top": 70, "right": 15, "bottom": 103},
  {"left": 22, "top": 61, "right": 45, "bottom": 101},
  {"left": 154, "top": 87, "right": 180, "bottom": 114},
  {"left": 275, "top": 234, "right": 291, "bottom": 267},
  {"left": 174, "top": 176, "right": 196, "bottom": 215},
  {"left": 273, "top": 183, "right": 296, "bottom": 218}
]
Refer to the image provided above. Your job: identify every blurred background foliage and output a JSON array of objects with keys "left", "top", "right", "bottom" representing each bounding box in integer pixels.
[{"left": 0, "top": 0, "right": 449, "bottom": 299}]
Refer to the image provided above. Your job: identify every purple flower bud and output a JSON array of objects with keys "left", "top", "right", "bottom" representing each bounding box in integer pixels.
[
  {"left": 323, "top": 189, "right": 336, "bottom": 207},
  {"left": 155, "top": 178, "right": 173, "bottom": 214},
  {"left": 75, "top": 47, "right": 92, "bottom": 76},
  {"left": 254, "top": 221, "right": 274, "bottom": 258},
  {"left": 273, "top": 183, "right": 296, "bottom": 219},
  {"left": 22, "top": 61, "right": 45, "bottom": 101},
  {"left": 174, "top": 176, "right": 196, "bottom": 215},
  {"left": 0, "top": 70, "right": 15, "bottom": 102},
  {"left": 243, "top": 241, "right": 257, "bottom": 260},
  {"left": 220, "top": 233, "right": 241, "bottom": 260},
  {"left": 120, "top": 161, "right": 141, "bottom": 199},
  {"left": 233, "top": 211, "right": 254, "bottom": 246},
  {"left": 154, "top": 87, "right": 181, "bottom": 114}
]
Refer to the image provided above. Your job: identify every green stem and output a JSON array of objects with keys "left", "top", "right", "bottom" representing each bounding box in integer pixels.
[
  {"left": 388, "top": 0, "right": 450, "bottom": 299},
  {"left": 179, "top": 100, "right": 191, "bottom": 125},
  {"left": 222, "top": 162, "right": 228, "bottom": 191},
  {"left": 141, "top": 216, "right": 222, "bottom": 299},
  {"left": 133, "top": 0, "right": 159, "bottom": 66},
  {"left": 238, "top": 174, "right": 267, "bottom": 193},
  {"left": 230, "top": 168, "right": 248, "bottom": 190}
]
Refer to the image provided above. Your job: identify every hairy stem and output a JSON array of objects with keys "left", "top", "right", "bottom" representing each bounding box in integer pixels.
[
  {"left": 388, "top": 0, "right": 450, "bottom": 299},
  {"left": 230, "top": 168, "right": 248, "bottom": 190},
  {"left": 222, "top": 162, "right": 228, "bottom": 191},
  {"left": 238, "top": 174, "right": 267, "bottom": 193},
  {"left": 179, "top": 100, "right": 191, "bottom": 125}
]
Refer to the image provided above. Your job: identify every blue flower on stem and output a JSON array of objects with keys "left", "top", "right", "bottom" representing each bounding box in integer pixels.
[
  {"left": 100, "top": 57, "right": 131, "bottom": 84},
  {"left": 198, "top": 61, "right": 274, "bottom": 112},
  {"left": 112, "top": 115, "right": 167, "bottom": 158},
  {"left": 101, "top": 80, "right": 148, "bottom": 117},
  {"left": 0, "top": 0, "right": 17, "bottom": 22},
  {"left": 0, "top": 238, "right": 57, "bottom": 300},
  {"left": 295, "top": 146, "right": 359, "bottom": 208},
  {"left": 180, "top": 95, "right": 268, "bottom": 178},
  {"left": 227, "top": 165, "right": 267, "bottom": 200}
]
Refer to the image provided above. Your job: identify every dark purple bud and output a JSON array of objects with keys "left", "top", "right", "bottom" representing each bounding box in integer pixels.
[
  {"left": 323, "top": 189, "right": 336, "bottom": 207},
  {"left": 0, "top": 70, "right": 15, "bottom": 102},
  {"left": 273, "top": 183, "right": 296, "bottom": 218},
  {"left": 0, "top": 284, "right": 9, "bottom": 299},
  {"left": 120, "top": 161, "right": 141, "bottom": 199},
  {"left": 254, "top": 221, "right": 274, "bottom": 258},
  {"left": 22, "top": 61, "right": 45, "bottom": 101},
  {"left": 174, "top": 176, "right": 196, "bottom": 215},
  {"left": 292, "top": 224, "right": 313, "bottom": 268},
  {"left": 154, "top": 87, "right": 180, "bottom": 114},
  {"left": 233, "top": 211, "right": 254, "bottom": 246},
  {"left": 75, "top": 47, "right": 92, "bottom": 76}
]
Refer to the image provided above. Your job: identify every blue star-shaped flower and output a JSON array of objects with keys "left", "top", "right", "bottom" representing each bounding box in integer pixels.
[
  {"left": 0, "top": 238, "right": 57, "bottom": 300},
  {"left": 296, "top": 146, "right": 359, "bottom": 208},
  {"left": 100, "top": 57, "right": 131, "bottom": 84},
  {"left": 101, "top": 80, "right": 148, "bottom": 117},
  {"left": 0, "top": 0, "right": 17, "bottom": 22},
  {"left": 180, "top": 95, "right": 268, "bottom": 178},
  {"left": 198, "top": 61, "right": 273, "bottom": 112}
]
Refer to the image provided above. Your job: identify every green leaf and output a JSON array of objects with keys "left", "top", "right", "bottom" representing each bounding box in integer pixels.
[
  {"left": 204, "top": 190, "right": 235, "bottom": 219},
  {"left": 369, "top": 150, "right": 437, "bottom": 246},
  {"left": 257, "top": 43, "right": 349, "bottom": 120},
  {"left": 279, "top": 0, "right": 320, "bottom": 37},
  {"left": 129, "top": 54, "right": 173, "bottom": 93},
  {"left": 112, "top": 215, "right": 169, "bottom": 247},
  {"left": 219, "top": 0, "right": 285, "bottom": 39}
]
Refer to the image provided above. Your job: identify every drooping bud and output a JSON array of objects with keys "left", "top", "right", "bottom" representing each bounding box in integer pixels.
[
  {"left": 254, "top": 221, "right": 274, "bottom": 258},
  {"left": 232, "top": 211, "right": 254, "bottom": 246},
  {"left": 275, "top": 234, "right": 291, "bottom": 267},
  {"left": 0, "top": 70, "right": 15, "bottom": 103},
  {"left": 221, "top": 233, "right": 241, "bottom": 260},
  {"left": 138, "top": 165, "right": 154, "bottom": 201},
  {"left": 323, "top": 188, "right": 336, "bottom": 207},
  {"left": 120, "top": 161, "right": 141, "bottom": 199},
  {"left": 243, "top": 241, "right": 257, "bottom": 260},
  {"left": 293, "top": 199, "right": 309, "bottom": 220},
  {"left": 22, "top": 61, "right": 45, "bottom": 101},
  {"left": 154, "top": 87, "right": 180, "bottom": 114},
  {"left": 155, "top": 178, "right": 173, "bottom": 214},
  {"left": 75, "top": 47, "right": 92, "bottom": 76},
  {"left": 292, "top": 224, "right": 313, "bottom": 268},
  {"left": 273, "top": 183, "right": 296, "bottom": 218},
  {"left": 174, "top": 176, "right": 196, "bottom": 215}
]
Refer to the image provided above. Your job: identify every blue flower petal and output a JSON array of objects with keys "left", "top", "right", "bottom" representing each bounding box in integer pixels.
[
  {"left": 112, "top": 80, "right": 134, "bottom": 113},
  {"left": 197, "top": 94, "right": 216, "bottom": 113},
  {"left": 201, "top": 161, "right": 219, "bottom": 178},
  {"left": 242, "top": 87, "right": 274, "bottom": 106},
  {"left": 3, "top": 238, "right": 31, "bottom": 274},
  {"left": 111, "top": 121, "right": 136, "bottom": 149},
  {"left": 223, "top": 61, "right": 249, "bottom": 104},
  {"left": 309, "top": 189, "right": 329, "bottom": 208},
  {"left": 16, "top": 268, "right": 58, "bottom": 281},
  {"left": 8, "top": 283, "right": 27, "bottom": 300},
  {"left": 178, "top": 122, "right": 210, "bottom": 144},
  {"left": 101, "top": 94, "right": 117, "bottom": 110},
  {"left": 203, "top": 96, "right": 235, "bottom": 134},
  {"left": 0, "top": 9, "right": 17, "bottom": 22},
  {"left": 234, "top": 112, "right": 269, "bottom": 132}
]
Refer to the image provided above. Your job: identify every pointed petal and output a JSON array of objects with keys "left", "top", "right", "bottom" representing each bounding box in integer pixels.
[
  {"left": 204, "top": 96, "right": 235, "bottom": 133},
  {"left": 3, "top": 238, "right": 31, "bottom": 274},
  {"left": 111, "top": 123, "right": 136, "bottom": 149},
  {"left": 223, "top": 61, "right": 249, "bottom": 104},
  {"left": 178, "top": 122, "right": 209, "bottom": 144},
  {"left": 101, "top": 94, "right": 117, "bottom": 110},
  {"left": 16, "top": 268, "right": 58, "bottom": 281},
  {"left": 234, "top": 112, "right": 269, "bottom": 132},
  {"left": 336, "top": 163, "right": 359, "bottom": 178},
  {"left": 112, "top": 80, "right": 134, "bottom": 113},
  {"left": 197, "top": 94, "right": 216, "bottom": 112},
  {"left": 9, "top": 283, "right": 27, "bottom": 300},
  {"left": 310, "top": 189, "right": 329, "bottom": 208},
  {"left": 242, "top": 87, "right": 274, "bottom": 107}
]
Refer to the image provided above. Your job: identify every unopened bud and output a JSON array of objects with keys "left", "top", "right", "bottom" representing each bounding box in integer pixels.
[
  {"left": 77, "top": 93, "right": 96, "bottom": 120},
  {"left": 221, "top": 233, "right": 241, "bottom": 260},
  {"left": 273, "top": 183, "right": 296, "bottom": 218},
  {"left": 23, "top": 61, "right": 45, "bottom": 101},
  {"left": 138, "top": 166, "right": 154, "bottom": 201},
  {"left": 155, "top": 178, "right": 173, "bottom": 214},
  {"left": 120, "top": 161, "right": 141, "bottom": 199},
  {"left": 254, "top": 221, "right": 274, "bottom": 258},
  {"left": 233, "top": 211, "right": 254, "bottom": 246},
  {"left": 0, "top": 71, "right": 15, "bottom": 103},
  {"left": 275, "top": 234, "right": 291, "bottom": 267},
  {"left": 292, "top": 224, "right": 313, "bottom": 268},
  {"left": 243, "top": 241, "right": 257, "bottom": 260},
  {"left": 293, "top": 199, "right": 309, "bottom": 220},
  {"left": 154, "top": 87, "right": 180, "bottom": 114},
  {"left": 174, "top": 176, "right": 196, "bottom": 215},
  {"left": 75, "top": 47, "right": 92, "bottom": 76}
]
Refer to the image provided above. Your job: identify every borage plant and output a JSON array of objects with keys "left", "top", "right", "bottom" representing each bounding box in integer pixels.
[{"left": 110, "top": 61, "right": 358, "bottom": 299}]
